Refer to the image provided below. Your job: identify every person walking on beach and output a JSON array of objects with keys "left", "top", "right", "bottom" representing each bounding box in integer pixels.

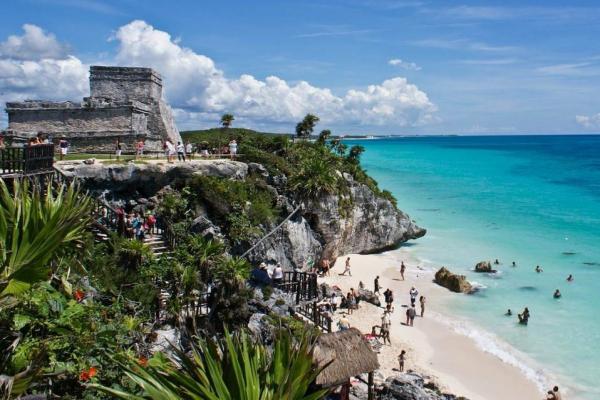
[
  {"left": 381, "top": 310, "right": 391, "bottom": 345},
  {"left": 400, "top": 261, "right": 406, "bottom": 280},
  {"left": 346, "top": 292, "right": 356, "bottom": 315},
  {"left": 340, "top": 257, "right": 352, "bottom": 276},
  {"left": 406, "top": 306, "right": 416, "bottom": 326},
  {"left": 383, "top": 288, "right": 394, "bottom": 308},
  {"left": 374, "top": 276, "right": 380, "bottom": 294},
  {"left": 409, "top": 287, "right": 419, "bottom": 307},
  {"left": 419, "top": 296, "right": 426, "bottom": 317},
  {"left": 398, "top": 350, "right": 406, "bottom": 372}
]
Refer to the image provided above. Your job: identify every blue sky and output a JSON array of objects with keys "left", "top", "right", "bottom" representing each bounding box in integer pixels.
[{"left": 1, "top": 0, "right": 600, "bottom": 134}]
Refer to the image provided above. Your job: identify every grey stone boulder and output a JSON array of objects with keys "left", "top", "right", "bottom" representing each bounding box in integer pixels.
[
  {"left": 434, "top": 267, "right": 473, "bottom": 294},
  {"left": 358, "top": 288, "right": 381, "bottom": 307}
]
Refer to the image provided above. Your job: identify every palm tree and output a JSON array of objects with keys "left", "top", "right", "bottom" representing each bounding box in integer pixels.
[
  {"left": 290, "top": 156, "right": 340, "bottom": 199},
  {"left": 91, "top": 329, "right": 328, "bottom": 400},
  {"left": 0, "top": 179, "right": 92, "bottom": 303},
  {"left": 316, "top": 130, "right": 331, "bottom": 146},
  {"left": 295, "top": 114, "right": 320, "bottom": 138},
  {"left": 220, "top": 113, "right": 235, "bottom": 129},
  {"left": 347, "top": 145, "right": 365, "bottom": 164}
]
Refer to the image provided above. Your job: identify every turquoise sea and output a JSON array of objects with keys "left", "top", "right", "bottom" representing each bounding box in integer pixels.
[{"left": 349, "top": 135, "right": 600, "bottom": 399}]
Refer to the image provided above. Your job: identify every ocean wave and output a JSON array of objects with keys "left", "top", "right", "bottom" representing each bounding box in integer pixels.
[
  {"left": 434, "top": 313, "right": 550, "bottom": 392},
  {"left": 469, "top": 281, "right": 488, "bottom": 290}
]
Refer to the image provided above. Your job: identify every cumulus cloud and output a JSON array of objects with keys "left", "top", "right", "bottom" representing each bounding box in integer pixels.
[
  {"left": 1, "top": 20, "right": 437, "bottom": 130},
  {"left": 576, "top": 113, "right": 600, "bottom": 129},
  {"left": 0, "top": 24, "right": 88, "bottom": 124},
  {"left": 0, "top": 24, "right": 70, "bottom": 60},
  {"left": 388, "top": 58, "right": 421, "bottom": 71},
  {"left": 113, "top": 20, "right": 436, "bottom": 127}
]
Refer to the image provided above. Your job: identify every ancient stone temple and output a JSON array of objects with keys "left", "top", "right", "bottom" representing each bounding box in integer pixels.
[{"left": 4, "top": 66, "right": 181, "bottom": 152}]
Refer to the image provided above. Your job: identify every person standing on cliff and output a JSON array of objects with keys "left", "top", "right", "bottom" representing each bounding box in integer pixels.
[
  {"left": 400, "top": 261, "right": 406, "bottom": 280},
  {"left": 176, "top": 141, "right": 186, "bottom": 162},
  {"left": 340, "top": 257, "right": 352, "bottom": 276},
  {"left": 58, "top": 137, "right": 69, "bottom": 160},
  {"left": 135, "top": 139, "right": 144, "bottom": 159},
  {"left": 228, "top": 139, "right": 238, "bottom": 160},
  {"left": 374, "top": 276, "right": 380, "bottom": 294},
  {"left": 115, "top": 139, "right": 123, "bottom": 161}
]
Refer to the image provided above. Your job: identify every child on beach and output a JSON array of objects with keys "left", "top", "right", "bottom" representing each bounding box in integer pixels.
[
  {"left": 419, "top": 296, "right": 426, "bottom": 317},
  {"left": 398, "top": 350, "right": 406, "bottom": 372}
]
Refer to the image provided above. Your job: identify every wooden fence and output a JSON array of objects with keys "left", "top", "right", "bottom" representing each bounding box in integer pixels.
[
  {"left": 296, "top": 301, "right": 332, "bottom": 333},
  {"left": 1, "top": 144, "right": 54, "bottom": 176}
]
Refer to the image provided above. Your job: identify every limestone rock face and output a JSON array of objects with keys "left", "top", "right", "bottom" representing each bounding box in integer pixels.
[
  {"left": 56, "top": 160, "right": 247, "bottom": 195},
  {"left": 434, "top": 267, "right": 473, "bottom": 294},
  {"left": 474, "top": 261, "right": 496, "bottom": 273},
  {"left": 246, "top": 216, "right": 323, "bottom": 271},
  {"left": 306, "top": 174, "right": 425, "bottom": 261}
]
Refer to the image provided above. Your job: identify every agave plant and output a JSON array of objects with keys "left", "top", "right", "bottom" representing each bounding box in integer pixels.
[
  {"left": 0, "top": 179, "right": 92, "bottom": 301},
  {"left": 91, "top": 329, "right": 328, "bottom": 400}
]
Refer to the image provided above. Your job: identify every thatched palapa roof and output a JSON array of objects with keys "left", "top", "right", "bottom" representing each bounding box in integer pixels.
[{"left": 312, "top": 327, "right": 379, "bottom": 387}]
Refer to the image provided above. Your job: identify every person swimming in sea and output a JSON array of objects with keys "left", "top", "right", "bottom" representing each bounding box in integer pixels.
[
  {"left": 518, "top": 307, "right": 530, "bottom": 325},
  {"left": 553, "top": 289, "right": 562, "bottom": 299},
  {"left": 505, "top": 309, "right": 512, "bottom": 316},
  {"left": 535, "top": 265, "right": 543, "bottom": 273},
  {"left": 494, "top": 259, "right": 500, "bottom": 265},
  {"left": 512, "top": 261, "right": 516, "bottom": 267},
  {"left": 566, "top": 274, "right": 574, "bottom": 282}
]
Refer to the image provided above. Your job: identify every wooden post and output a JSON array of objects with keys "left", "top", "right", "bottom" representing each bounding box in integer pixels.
[{"left": 368, "top": 371, "right": 374, "bottom": 400}]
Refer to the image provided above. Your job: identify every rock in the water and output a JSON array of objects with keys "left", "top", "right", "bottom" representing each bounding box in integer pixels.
[
  {"left": 434, "top": 267, "right": 473, "bottom": 293},
  {"left": 474, "top": 261, "right": 496, "bottom": 273},
  {"left": 358, "top": 288, "right": 381, "bottom": 307}
]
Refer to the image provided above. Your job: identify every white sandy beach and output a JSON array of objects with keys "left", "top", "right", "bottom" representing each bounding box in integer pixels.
[{"left": 320, "top": 251, "right": 545, "bottom": 400}]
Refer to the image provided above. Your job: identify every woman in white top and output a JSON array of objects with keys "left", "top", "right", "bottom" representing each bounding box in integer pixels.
[
  {"left": 228, "top": 139, "right": 238, "bottom": 159},
  {"left": 165, "top": 140, "right": 176, "bottom": 163}
]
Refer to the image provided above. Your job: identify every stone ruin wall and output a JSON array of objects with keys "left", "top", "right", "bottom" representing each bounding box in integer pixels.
[{"left": 4, "top": 66, "right": 181, "bottom": 152}]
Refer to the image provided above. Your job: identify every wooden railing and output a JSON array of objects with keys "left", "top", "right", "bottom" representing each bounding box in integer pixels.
[
  {"left": 279, "top": 271, "right": 318, "bottom": 304},
  {"left": 1, "top": 144, "right": 54, "bottom": 176},
  {"left": 296, "top": 301, "right": 332, "bottom": 333}
]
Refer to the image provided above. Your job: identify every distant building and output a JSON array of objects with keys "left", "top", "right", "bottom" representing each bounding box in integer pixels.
[{"left": 4, "top": 66, "right": 181, "bottom": 152}]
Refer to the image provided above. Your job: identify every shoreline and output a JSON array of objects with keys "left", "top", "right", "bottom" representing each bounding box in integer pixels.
[{"left": 320, "top": 250, "right": 547, "bottom": 400}]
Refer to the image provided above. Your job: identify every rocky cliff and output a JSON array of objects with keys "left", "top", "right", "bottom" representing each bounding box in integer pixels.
[{"left": 56, "top": 159, "right": 425, "bottom": 269}]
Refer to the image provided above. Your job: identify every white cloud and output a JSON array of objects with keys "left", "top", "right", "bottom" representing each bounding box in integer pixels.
[
  {"left": 0, "top": 20, "right": 437, "bottom": 130},
  {"left": 0, "top": 25, "right": 88, "bottom": 116},
  {"left": 536, "top": 62, "right": 600, "bottom": 76},
  {"left": 112, "top": 20, "right": 436, "bottom": 127},
  {"left": 0, "top": 24, "right": 70, "bottom": 60},
  {"left": 388, "top": 58, "right": 421, "bottom": 71},
  {"left": 576, "top": 113, "right": 600, "bottom": 129}
]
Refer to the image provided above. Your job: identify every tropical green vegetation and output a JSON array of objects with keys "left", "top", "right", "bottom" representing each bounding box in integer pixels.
[{"left": 92, "top": 329, "right": 327, "bottom": 400}]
